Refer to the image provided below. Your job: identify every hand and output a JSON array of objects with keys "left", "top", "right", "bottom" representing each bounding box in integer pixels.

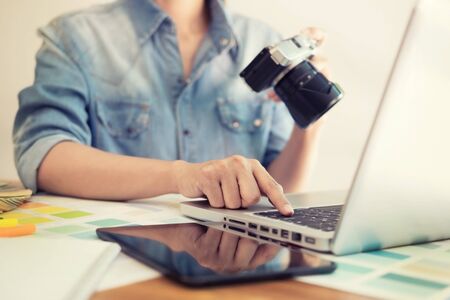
[
  {"left": 174, "top": 225, "right": 281, "bottom": 273},
  {"left": 301, "top": 27, "right": 331, "bottom": 79},
  {"left": 174, "top": 155, "right": 294, "bottom": 215}
]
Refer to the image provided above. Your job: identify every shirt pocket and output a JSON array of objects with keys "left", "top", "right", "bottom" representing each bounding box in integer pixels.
[
  {"left": 95, "top": 99, "right": 151, "bottom": 139},
  {"left": 216, "top": 97, "right": 273, "bottom": 134}
]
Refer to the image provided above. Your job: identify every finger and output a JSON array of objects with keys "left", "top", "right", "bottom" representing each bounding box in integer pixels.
[
  {"left": 178, "top": 224, "right": 207, "bottom": 253},
  {"left": 267, "top": 90, "right": 282, "bottom": 102},
  {"left": 310, "top": 56, "right": 332, "bottom": 79},
  {"left": 236, "top": 166, "right": 261, "bottom": 208},
  {"left": 194, "top": 228, "right": 224, "bottom": 270},
  {"left": 249, "top": 244, "right": 280, "bottom": 269},
  {"left": 197, "top": 227, "right": 223, "bottom": 250},
  {"left": 251, "top": 162, "right": 293, "bottom": 216},
  {"left": 309, "top": 56, "right": 328, "bottom": 72},
  {"left": 180, "top": 224, "right": 206, "bottom": 241},
  {"left": 203, "top": 181, "right": 225, "bottom": 208},
  {"left": 220, "top": 172, "right": 242, "bottom": 209},
  {"left": 300, "top": 27, "right": 327, "bottom": 46},
  {"left": 233, "top": 238, "right": 259, "bottom": 269},
  {"left": 218, "top": 232, "right": 240, "bottom": 266}
]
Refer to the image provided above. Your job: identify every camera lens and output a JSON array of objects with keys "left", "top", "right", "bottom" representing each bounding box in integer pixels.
[{"left": 274, "top": 61, "right": 343, "bottom": 128}]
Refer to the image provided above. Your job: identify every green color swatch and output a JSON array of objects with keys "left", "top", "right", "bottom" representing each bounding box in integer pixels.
[
  {"left": 368, "top": 250, "right": 409, "bottom": 260},
  {"left": 52, "top": 210, "right": 91, "bottom": 219},
  {"left": 86, "top": 218, "right": 129, "bottom": 227},
  {"left": 364, "top": 273, "right": 448, "bottom": 298},
  {"left": 326, "top": 263, "right": 374, "bottom": 281},
  {"left": 347, "top": 250, "right": 408, "bottom": 266},
  {"left": 415, "top": 243, "right": 441, "bottom": 249},
  {"left": 71, "top": 231, "right": 98, "bottom": 240},
  {"left": 46, "top": 225, "right": 90, "bottom": 234},
  {"left": 19, "top": 217, "right": 53, "bottom": 224}
]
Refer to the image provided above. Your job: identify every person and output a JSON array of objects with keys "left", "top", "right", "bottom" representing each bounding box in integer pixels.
[{"left": 13, "top": 0, "right": 329, "bottom": 216}]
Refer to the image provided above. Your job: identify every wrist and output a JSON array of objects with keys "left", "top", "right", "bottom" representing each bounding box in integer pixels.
[
  {"left": 292, "top": 122, "right": 321, "bottom": 139},
  {"left": 171, "top": 160, "right": 189, "bottom": 194}
]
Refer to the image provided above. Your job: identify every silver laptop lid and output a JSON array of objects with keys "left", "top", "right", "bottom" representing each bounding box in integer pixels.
[{"left": 332, "top": 0, "right": 450, "bottom": 255}]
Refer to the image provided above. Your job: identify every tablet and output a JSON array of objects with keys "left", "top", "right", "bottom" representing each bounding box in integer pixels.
[{"left": 97, "top": 223, "right": 336, "bottom": 286}]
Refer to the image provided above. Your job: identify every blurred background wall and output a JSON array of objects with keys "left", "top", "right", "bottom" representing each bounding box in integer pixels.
[{"left": 0, "top": 0, "right": 415, "bottom": 191}]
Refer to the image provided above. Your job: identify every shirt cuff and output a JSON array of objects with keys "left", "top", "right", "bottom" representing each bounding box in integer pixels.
[
  {"left": 262, "top": 150, "right": 281, "bottom": 168},
  {"left": 16, "top": 134, "right": 79, "bottom": 193}
]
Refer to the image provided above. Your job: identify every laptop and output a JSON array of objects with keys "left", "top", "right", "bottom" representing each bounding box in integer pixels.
[{"left": 181, "top": 0, "right": 450, "bottom": 255}]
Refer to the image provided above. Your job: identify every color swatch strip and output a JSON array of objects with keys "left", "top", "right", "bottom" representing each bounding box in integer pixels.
[
  {"left": 86, "top": 218, "right": 129, "bottom": 227},
  {"left": 46, "top": 225, "right": 90, "bottom": 234},
  {"left": 364, "top": 273, "right": 448, "bottom": 298},
  {"left": 346, "top": 250, "right": 409, "bottom": 266},
  {"left": 52, "top": 210, "right": 92, "bottom": 219}
]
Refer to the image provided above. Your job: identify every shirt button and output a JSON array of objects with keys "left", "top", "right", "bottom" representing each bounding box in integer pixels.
[
  {"left": 220, "top": 37, "right": 229, "bottom": 46},
  {"left": 232, "top": 121, "right": 240, "bottom": 128},
  {"left": 183, "top": 129, "right": 191, "bottom": 136},
  {"left": 253, "top": 118, "right": 263, "bottom": 127}
]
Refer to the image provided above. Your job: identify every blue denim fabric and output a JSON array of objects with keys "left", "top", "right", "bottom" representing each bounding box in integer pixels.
[{"left": 13, "top": 0, "right": 294, "bottom": 193}]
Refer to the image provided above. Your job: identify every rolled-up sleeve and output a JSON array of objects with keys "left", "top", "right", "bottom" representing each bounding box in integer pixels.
[
  {"left": 262, "top": 101, "right": 294, "bottom": 168},
  {"left": 13, "top": 25, "right": 91, "bottom": 193}
]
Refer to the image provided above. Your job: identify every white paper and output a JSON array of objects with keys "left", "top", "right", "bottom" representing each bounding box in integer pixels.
[
  {"left": 97, "top": 253, "right": 160, "bottom": 291},
  {"left": 0, "top": 236, "right": 120, "bottom": 300},
  {"left": 0, "top": 194, "right": 196, "bottom": 291}
]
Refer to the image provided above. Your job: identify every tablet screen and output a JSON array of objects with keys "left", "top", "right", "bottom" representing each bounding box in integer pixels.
[{"left": 97, "top": 223, "right": 335, "bottom": 286}]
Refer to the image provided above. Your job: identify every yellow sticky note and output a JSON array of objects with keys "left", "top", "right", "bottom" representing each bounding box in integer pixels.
[
  {"left": 32, "top": 206, "right": 70, "bottom": 214},
  {"left": 0, "top": 212, "right": 34, "bottom": 219},
  {"left": 0, "top": 218, "right": 18, "bottom": 227}
]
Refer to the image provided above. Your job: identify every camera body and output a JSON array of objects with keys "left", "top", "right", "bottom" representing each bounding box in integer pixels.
[{"left": 240, "top": 35, "right": 343, "bottom": 128}]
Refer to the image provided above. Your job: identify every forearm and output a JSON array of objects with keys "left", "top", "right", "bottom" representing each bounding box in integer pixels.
[
  {"left": 267, "top": 124, "right": 322, "bottom": 193},
  {"left": 37, "top": 141, "right": 179, "bottom": 200}
]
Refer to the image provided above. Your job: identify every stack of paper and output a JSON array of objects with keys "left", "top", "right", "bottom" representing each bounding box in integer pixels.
[
  {"left": 0, "top": 181, "right": 32, "bottom": 213},
  {"left": 0, "top": 236, "right": 120, "bottom": 300}
]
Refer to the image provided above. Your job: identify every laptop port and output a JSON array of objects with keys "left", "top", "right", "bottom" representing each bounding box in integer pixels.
[
  {"left": 271, "top": 228, "right": 279, "bottom": 235},
  {"left": 248, "top": 223, "right": 257, "bottom": 229},
  {"left": 291, "top": 232, "right": 302, "bottom": 241},
  {"left": 228, "top": 226, "right": 246, "bottom": 234},
  {"left": 260, "top": 225, "right": 269, "bottom": 232},
  {"left": 281, "top": 230, "right": 289, "bottom": 239},
  {"left": 248, "top": 232, "right": 257, "bottom": 238},
  {"left": 305, "top": 237, "right": 316, "bottom": 244},
  {"left": 229, "top": 218, "right": 246, "bottom": 226}
]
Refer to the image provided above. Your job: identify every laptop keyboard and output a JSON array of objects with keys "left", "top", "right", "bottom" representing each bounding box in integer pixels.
[{"left": 254, "top": 205, "right": 343, "bottom": 232}]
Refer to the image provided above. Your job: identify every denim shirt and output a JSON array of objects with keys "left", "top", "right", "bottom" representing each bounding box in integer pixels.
[{"left": 13, "top": 0, "right": 294, "bottom": 192}]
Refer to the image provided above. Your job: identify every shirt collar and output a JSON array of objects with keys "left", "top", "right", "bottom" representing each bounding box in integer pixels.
[
  {"left": 208, "top": 0, "right": 239, "bottom": 59},
  {"left": 124, "top": 0, "right": 168, "bottom": 45},
  {"left": 129, "top": 0, "right": 239, "bottom": 59}
]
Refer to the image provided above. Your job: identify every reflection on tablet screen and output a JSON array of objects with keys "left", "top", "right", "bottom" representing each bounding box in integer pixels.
[{"left": 97, "top": 223, "right": 335, "bottom": 286}]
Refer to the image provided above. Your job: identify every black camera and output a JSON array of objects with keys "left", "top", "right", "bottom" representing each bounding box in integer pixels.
[{"left": 240, "top": 34, "right": 344, "bottom": 128}]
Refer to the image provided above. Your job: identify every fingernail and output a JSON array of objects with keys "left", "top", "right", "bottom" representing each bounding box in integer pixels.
[{"left": 283, "top": 204, "right": 294, "bottom": 216}]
